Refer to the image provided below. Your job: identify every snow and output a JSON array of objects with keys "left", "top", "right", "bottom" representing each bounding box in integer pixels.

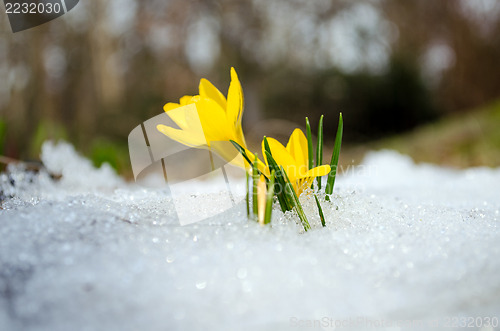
[{"left": 1, "top": 141, "right": 499, "bottom": 331}]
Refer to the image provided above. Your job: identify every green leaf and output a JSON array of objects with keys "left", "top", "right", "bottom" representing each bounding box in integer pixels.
[
  {"left": 230, "top": 140, "right": 253, "bottom": 168},
  {"left": 245, "top": 171, "right": 250, "bottom": 218},
  {"left": 264, "top": 150, "right": 291, "bottom": 212},
  {"left": 316, "top": 115, "right": 324, "bottom": 189},
  {"left": 263, "top": 137, "right": 292, "bottom": 212},
  {"left": 264, "top": 170, "right": 275, "bottom": 224},
  {"left": 230, "top": 139, "right": 269, "bottom": 182},
  {"left": 252, "top": 154, "right": 259, "bottom": 220},
  {"left": 281, "top": 166, "right": 311, "bottom": 232},
  {"left": 325, "top": 113, "right": 343, "bottom": 199},
  {"left": 314, "top": 194, "right": 326, "bottom": 227},
  {"left": 305, "top": 117, "right": 314, "bottom": 170}
]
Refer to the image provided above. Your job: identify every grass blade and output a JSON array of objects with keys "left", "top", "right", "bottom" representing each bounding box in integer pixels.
[
  {"left": 230, "top": 140, "right": 253, "bottom": 166},
  {"left": 264, "top": 170, "right": 275, "bottom": 224},
  {"left": 264, "top": 151, "right": 291, "bottom": 212},
  {"left": 316, "top": 115, "right": 324, "bottom": 189},
  {"left": 263, "top": 137, "right": 292, "bottom": 212},
  {"left": 281, "top": 166, "right": 311, "bottom": 231},
  {"left": 230, "top": 139, "right": 269, "bottom": 182},
  {"left": 305, "top": 117, "right": 314, "bottom": 170},
  {"left": 314, "top": 194, "right": 326, "bottom": 227},
  {"left": 325, "top": 113, "right": 343, "bottom": 199},
  {"left": 245, "top": 171, "right": 250, "bottom": 218},
  {"left": 252, "top": 154, "right": 259, "bottom": 220}
]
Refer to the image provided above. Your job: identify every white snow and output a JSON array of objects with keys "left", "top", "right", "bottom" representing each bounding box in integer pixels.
[{"left": 1, "top": 141, "right": 499, "bottom": 331}]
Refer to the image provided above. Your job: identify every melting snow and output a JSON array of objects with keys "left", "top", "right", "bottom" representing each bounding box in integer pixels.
[{"left": 1, "top": 141, "right": 499, "bottom": 331}]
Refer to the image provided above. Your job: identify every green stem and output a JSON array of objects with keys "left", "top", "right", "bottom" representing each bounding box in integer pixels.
[
  {"left": 306, "top": 117, "right": 314, "bottom": 170},
  {"left": 316, "top": 115, "right": 324, "bottom": 190},
  {"left": 314, "top": 194, "right": 326, "bottom": 227},
  {"left": 325, "top": 113, "right": 343, "bottom": 200},
  {"left": 264, "top": 170, "right": 275, "bottom": 224},
  {"left": 245, "top": 171, "right": 250, "bottom": 218},
  {"left": 282, "top": 166, "right": 311, "bottom": 231},
  {"left": 263, "top": 137, "right": 292, "bottom": 212},
  {"left": 252, "top": 154, "right": 259, "bottom": 220}
]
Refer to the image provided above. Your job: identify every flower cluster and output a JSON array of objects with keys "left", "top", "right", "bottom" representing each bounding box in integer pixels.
[{"left": 157, "top": 68, "right": 342, "bottom": 229}]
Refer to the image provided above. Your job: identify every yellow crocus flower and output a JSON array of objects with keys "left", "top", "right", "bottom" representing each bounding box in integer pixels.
[
  {"left": 157, "top": 67, "right": 248, "bottom": 166},
  {"left": 262, "top": 129, "right": 331, "bottom": 196}
]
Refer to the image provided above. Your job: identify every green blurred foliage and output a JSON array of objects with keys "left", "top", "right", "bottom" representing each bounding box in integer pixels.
[
  {"left": 30, "top": 120, "right": 68, "bottom": 158},
  {"left": 89, "top": 138, "right": 129, "bottom": 175},
  {"left": 376, "top": 99, "right": 500, "bottom": 167},
  {"left": 262, "top": 56, "right": 437, "bottom": 142}
]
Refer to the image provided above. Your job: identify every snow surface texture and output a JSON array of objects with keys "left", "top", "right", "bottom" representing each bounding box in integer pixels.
[{"left": 1, "top": 141, "right": 499, "bottom": 331}]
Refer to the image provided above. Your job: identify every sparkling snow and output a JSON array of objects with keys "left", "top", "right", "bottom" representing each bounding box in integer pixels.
[{"left": 0, "top": 141, "right": 499, "bottom": 331}]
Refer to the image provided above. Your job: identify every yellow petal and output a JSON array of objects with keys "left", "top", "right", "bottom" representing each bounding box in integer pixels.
[
  {"left": 301, "top": 165, "right": 331, "bottom": 179},
  {"left": 163, "top": 102, "right": 181, "bottom": 112},
  {"left": 195, "top": 97, "right": 232, "bottom": 143},
  {"left": 209, "top": 141, "right": 247, "bottom": 168},
  {"left": 295, "top": 177, "right": 314, "bottom": 196},
  {"left": 262, "top": 137, "right": 300, "bottom": 183},
  {"left": 226, "top": 67, "right": 244, "bottom": 129},
  {"left": 286, "top": 128, "right": 308, "bottom": 174},
  {"left": 164, "top": 103, "right": 188, "bottom": 129},
  {"left": 179, "top": 95, "right": 195, "bottom": 106},
  {"left": 233, "top": 125, "right": 247, "bottom": 150},
  {"left": 165, "top": 96, "right": 202, "bottom": 130},
  {"left": 244, "top": 149, "right": 269, "bottom": 176},
  {"left": 157, "top": 124, "right": 206, "bottom": 147},
  {"left": 199, "top": 78, "right": 227, "bottom": 110}
]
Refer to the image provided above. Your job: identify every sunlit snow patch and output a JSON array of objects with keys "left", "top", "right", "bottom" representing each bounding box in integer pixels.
[{"left": 0, "top": 142, "right": 499, "bottom": 331}]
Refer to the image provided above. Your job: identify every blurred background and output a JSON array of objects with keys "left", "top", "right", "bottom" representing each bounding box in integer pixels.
[{"left": 0, "top": 0, "right": 499, "bottom": 176}]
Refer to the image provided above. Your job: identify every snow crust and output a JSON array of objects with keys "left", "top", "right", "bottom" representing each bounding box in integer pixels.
[{"left": 1, "top": 141, "right": 499, "bottom": 331}]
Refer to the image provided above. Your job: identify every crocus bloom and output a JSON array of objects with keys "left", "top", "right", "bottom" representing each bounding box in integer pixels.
[
  {"left": 262, "top": 129, "right": 331, "bottom": 196},
  {"left": 157, "top": 67, "right": 248, "bottom": 166}
]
